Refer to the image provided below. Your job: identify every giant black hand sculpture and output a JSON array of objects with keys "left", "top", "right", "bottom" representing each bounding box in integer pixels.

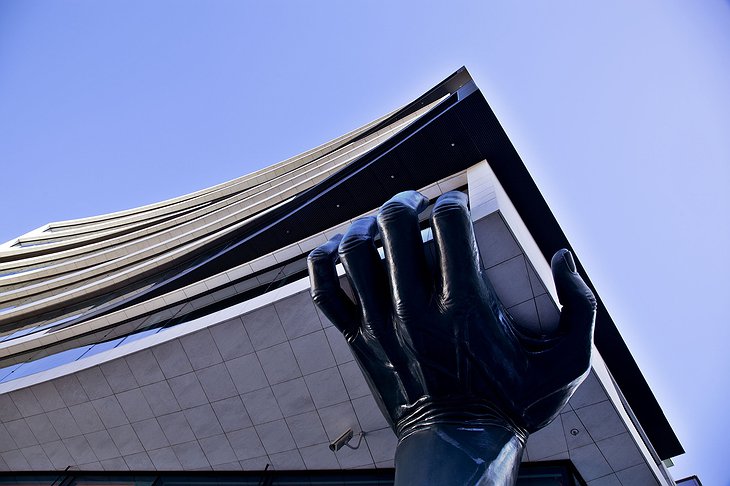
[{"left": 307, "top": 190, "right": 596, "bottom": 485}]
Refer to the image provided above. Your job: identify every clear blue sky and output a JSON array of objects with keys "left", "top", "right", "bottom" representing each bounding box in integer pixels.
[{"left": 1, "top": 1, "right": 728, "bottom": 483}]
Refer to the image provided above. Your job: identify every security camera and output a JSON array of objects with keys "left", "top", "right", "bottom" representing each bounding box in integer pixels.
[{"left": 329, "top": 428, "right": 354, "bottom": 452}]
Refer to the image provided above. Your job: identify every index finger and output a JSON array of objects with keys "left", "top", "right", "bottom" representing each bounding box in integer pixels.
[{"left": 307, "top": 235, "right": 360, "bottom": 341}]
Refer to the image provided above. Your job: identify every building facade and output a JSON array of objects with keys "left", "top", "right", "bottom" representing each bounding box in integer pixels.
[{"left": 0, "top": 68, "right": 683, "bottom": 485}]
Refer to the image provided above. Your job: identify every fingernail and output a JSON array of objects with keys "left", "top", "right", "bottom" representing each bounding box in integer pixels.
[{"left": 563, "top": 250, "right": 576, "bottom": 273}]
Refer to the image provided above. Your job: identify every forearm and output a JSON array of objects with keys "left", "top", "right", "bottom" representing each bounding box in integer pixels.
[{"left": 393, "top": 424, "right": 525, "bottom": 486}]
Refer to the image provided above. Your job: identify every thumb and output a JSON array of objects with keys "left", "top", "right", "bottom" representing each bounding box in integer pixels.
[{"left": 551, "top": 249, "right": 597, "bottom": 333}]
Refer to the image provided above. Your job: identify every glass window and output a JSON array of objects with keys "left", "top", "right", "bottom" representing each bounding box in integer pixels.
[{"left": 0, "top": 345, "right": 91, "bottom": 383}]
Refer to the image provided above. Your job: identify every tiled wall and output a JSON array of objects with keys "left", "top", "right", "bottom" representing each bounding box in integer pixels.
[
  {"left": 0, "top": 289, "right": 397, "bottom": 472},
  {"left": 0, "top": 287, "right": 662, "bottom": 485},
  {"left": 473, "top": 211, "right": 560, "bottom": 334}
]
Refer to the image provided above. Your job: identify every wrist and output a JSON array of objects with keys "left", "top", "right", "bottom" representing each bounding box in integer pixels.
[
  {"left": 395, "top": 396, "right": 528, "bottom": 443},
  {"left": 394, "top": 422, "right": 526, "bottom": 486}
]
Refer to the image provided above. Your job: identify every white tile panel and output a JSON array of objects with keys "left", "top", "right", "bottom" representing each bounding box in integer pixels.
[
  {"left": 276, "top": 291, "right": 324, "bottom": 339},
  {"left": 270, "top": 378, "right": 315, "bottom": 419},
  {"left": 258, "top": 343, "right": 302, "bottom": 385},
  {"left": 324, "top": 326, "right": 354, "bottom": 365},
  {"left": 196, "top": 364, "right": 238, "bottom": 402},
  {"left": 575, "top": 401, "right": 626, "bottom": 442},
  {"left": 269, "top": 449, "right": 305, "bottom": 470},
  {"left": 69, "top": 402, "right": 104, "bottom": 434},
  {"left": 305, "top": 368, "right": 349, "bottom": 409},
  {"left": 241, "top": 387, "right": 283, "bottom": 425},
  {"left": 525, "top": 414, "right": 568, "bottom": 461},
  {"left": 1, "top": 449, "right": 30, "bottom": 469},
  {"left": 209, "top": 317, "right": 253, "bottom": 360},
  {"left": 46, "top": 408, "right": 81, "bottom": 440},
  {"left": 126, "top": 351, "right": 166, "bottom": 386},
  {"left": 123, "top": 451, "right": 154, "bottom": 469},
  {"left": 352, "top": 395, "right": 389, "bottom": 432},
  {"left": 54, "top": 375, "right": 88, "bottom": 407},
  {"left": 227, "top": 427, "right": 266, "bottom": 461},
  {"left": 157, "top": 412, "right": 195, "bottom": 446},
  {"left": 21, "top": 444, "right": 53, "bottom": 469},
  {"left": 211, "top": 396, "right": 251, "bottom": 433},
  {"left": 108, "top": 424, "right": 144, "bottom": 456},
  {"left": 273, "top": 244, "right": 302, "bottom": 264},
  {"left": 334, "top": 438, "right": 373, "bottom": 468},
  {"left": 183, "top": 404, "right": 224, "bottom": 440},
  {"left": 25, "top": 415, "right": 59, "bottom": 444},
  {"left": 140, "top": 381, "right": 180, "bottom": 417},
  {"left": 597, "top": 432, "right": 644, "bottom": 471},
  {"left": 300, "top": 442, "right": 340, "bottom": 469},
  {"left": 587, "top": 475, "right": 622, "bottom": 486},
  {"left": 242, "top": 306, "right": 287, "bottom": 351},
  {"left": 77, "top": 366, "right": 112, "bottom": 400},
  {"left": 63, "top": 435, "right": 98, "bottom": 464},
  {"left": 561, "top": 410, "right": 594, "bottom": 449},
  {"left": 338, "top": 361, "right": 370, "bottom": 401},
  {"left": 85, "top": 430, "right": 120, "bottom": 460},
  {"left": 615, "top": 463, "right": 661, "bottom": 486},
  {"left": 99, "top": 360, "right": 138, "bottom": 394},
  {"left": 256, "top": 419, "right": 296, "bottom": 455},
  {"left": 363, "top": 427, "right": 397, "bottom": 464},
  {"left": 168, "top": 372, "right": 208, "bottom": 410},
  {"left": 200, "top": 433, "right": 237, "bottom": 466},
  {"left": 116, "top": 388, "right": 154, "bottom": 423},
  {"left": 569, "top": 443, "right": 613, "bottom": 481},
  {"left": 149, "top": 446, "right": 183, "bottom": 469},
  {"left": 152, "top": 341, "right": 193, "bottom": 380},
  {"left": 10, "top": 388, "right": 43, "bottom": 417},
  {"left": 180, "top": 329, "right": 224, "bottom": 370},
  {"left": 100, "top": 457, "right": 128, "bottom": 471},
  {"left": 285, "top": 411, "right": 327, "bottom": 449},
  {"left": 42, "top": 440, "right": 74, "bottom": 469},
  {"left": 317, "top": 401, "right": 361, "bottom": 441},
  {"left": 225, "top": 355, "right": 268, "bottom": 395},
  {"left": 290, "top": 331, "right": 335, "bottom": 375}
]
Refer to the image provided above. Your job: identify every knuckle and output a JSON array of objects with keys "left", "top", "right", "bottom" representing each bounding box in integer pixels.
[
  {"left": 338, "top": 233, "right": 371, "bottom": 254},
  {"left": 310, "top": 290, "right": 334, "bottom": 307},
  {"left": 307, "top": 247, "right": 332, "bottom": 264},
  {"left": 585, "top": 290, "right": 598, "bottom": 311},
  {"left": 432, "top": 200, "right": 466, "bottom": 218},
  {"left": 377, "top": 201, "right": 417, "bottom": 224}
]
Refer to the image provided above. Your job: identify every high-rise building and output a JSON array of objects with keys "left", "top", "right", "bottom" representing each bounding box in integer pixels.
[{"left": 0, "top": 68, "right": 683, "bottom": 485}]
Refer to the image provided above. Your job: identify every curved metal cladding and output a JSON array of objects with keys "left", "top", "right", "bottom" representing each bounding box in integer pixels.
[{"left": 0, "top": 67, "right": 682, "bottom": 461}]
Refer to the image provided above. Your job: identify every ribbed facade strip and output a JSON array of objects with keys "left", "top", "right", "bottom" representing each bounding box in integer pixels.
[{"left": 0, "top": 101, "right": 441, "bottom": 333}]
